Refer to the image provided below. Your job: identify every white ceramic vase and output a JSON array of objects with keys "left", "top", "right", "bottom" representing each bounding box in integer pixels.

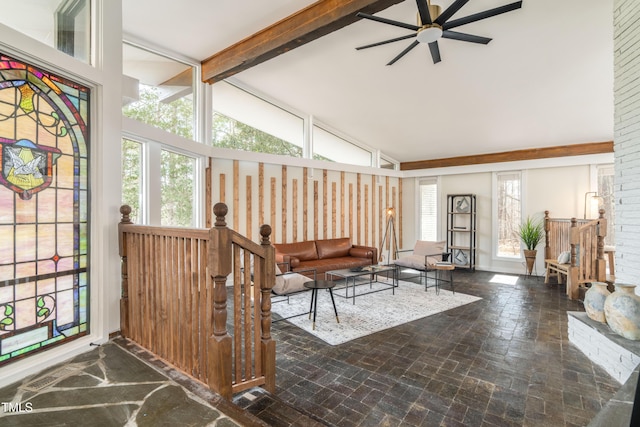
[{"left": 604, "top": 284, "right": 640, "bottom": 340}]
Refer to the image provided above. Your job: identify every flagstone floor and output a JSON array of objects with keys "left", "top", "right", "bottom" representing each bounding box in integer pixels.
[
  {"left": 0, "top": 340, "right": 263, "bottom": 426},
  {"left": 0, "top": 271, "right": 632, "bottom": 426}
]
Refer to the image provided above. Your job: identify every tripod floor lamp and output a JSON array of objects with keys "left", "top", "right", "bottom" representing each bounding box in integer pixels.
[{"left": 379, "top": 207, "right": 399, "bottom": 264}]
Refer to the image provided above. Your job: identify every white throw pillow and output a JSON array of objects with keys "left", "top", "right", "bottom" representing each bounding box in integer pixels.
[
  {"left": 413, "top": 240, "right": 446, "bottom": 257},
  {"left": 557, "top": 251, "right": 571, "bottom": 264}
]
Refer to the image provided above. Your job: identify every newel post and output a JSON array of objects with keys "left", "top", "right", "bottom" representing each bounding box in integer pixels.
[
  {"left": 208, "top": 203, "right": 233, "bottom": 400},
  {"left": 259, "top": 224, "right": 276, "bottom": 393},
  {"left": 596, "top": 208, "right": 607, "bottom": 282},
  {"left": 119, "top": 205, "right": 132, "bottom": 338},
  {"left": 544, "top": 211, "right": 551, "bottom": 261},
  {"left": 568, "top": 217, "right": 579, "bottom": 300}
]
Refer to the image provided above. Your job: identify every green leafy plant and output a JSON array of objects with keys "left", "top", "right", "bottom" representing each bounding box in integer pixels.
[{"left": 518, "top": 216, "right": 544, "bottom": 251}]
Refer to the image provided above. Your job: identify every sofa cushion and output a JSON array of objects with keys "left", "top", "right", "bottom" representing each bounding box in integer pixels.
[
  {"left": 274, "top": 241, "right": 318, "bottom": 261},
  {"left": 316, "top": 238, "right": 351, "bottom": 259},
  {"left": 394, "top": 254, "right": 442, "bottom": 270},
  {"left": 349, "top": 247, "right": 372, "bottom": 259},
  {"left": 273, "top": 272, "right": 312, "bottom": 295},
  {"left": 413, "top": 240, "right": 446, "bottom": 257}
]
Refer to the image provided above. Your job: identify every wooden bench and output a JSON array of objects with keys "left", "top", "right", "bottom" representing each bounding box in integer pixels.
[{"left": 544, "top": 259, "right": 569, "bottom": 284}]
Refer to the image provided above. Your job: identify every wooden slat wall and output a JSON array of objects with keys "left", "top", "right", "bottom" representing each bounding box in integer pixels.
[{"left": 209, "top": 158, "right": 401, "bottom": 249}]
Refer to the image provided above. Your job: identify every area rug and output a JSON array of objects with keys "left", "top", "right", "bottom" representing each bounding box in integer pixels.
[{"left": 271, "top": 279, "right": 481, "bottom": 345}]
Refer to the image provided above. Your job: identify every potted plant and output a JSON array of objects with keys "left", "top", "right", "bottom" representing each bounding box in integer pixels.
[{"left": 518, "top": 215, "right": 544, "bottom": 275}]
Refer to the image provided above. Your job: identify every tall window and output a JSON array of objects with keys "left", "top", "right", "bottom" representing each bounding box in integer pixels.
[
  {"left": 0, "top": 52, "right": 90, "bottom": 365},
  {"left": 122, "top": 139, "right": 143, "bottom": 224},
  {"left": 161, "top": 150, "right": 197, "bottom": 227},
  {"left": 212, "top": 81, "right": 304, "bottom": 156},
  {"left": 0, "top": 0, "right": 91, "bottom": 64},
  {"left": 495, "top": 171, "right": 522, "bottom": 258},
  {"left": 419, "top": 179, "right": 438, "bottom": 241},
  {"left": 597, "top": 164, "right": 615, "bottom": 246},
  {"left": 122, "top": 43, "right": 195, "bottom": 140}
]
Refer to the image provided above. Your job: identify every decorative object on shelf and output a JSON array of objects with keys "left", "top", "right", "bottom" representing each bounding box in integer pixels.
[
  {"left": 454, "top": 249, "right": 468, "bottom": 266},
  {"left": 604, "top": 284, "right": 640, "bottom": 340},
  {"left": 583, "top": 282, "right": 611, "bottom": 323},
  {"left": 379, "top": 207, "right": 398, "bottom": 263},
  {"left": 455, "top": 196, "right": 470, "bottom": 213},
  {"left": 518, "top": 215, "right": 544, "bottom": 275}
]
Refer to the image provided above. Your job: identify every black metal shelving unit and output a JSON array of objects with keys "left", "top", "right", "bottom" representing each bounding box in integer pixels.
[{"left": 446, "top": 194, "right": 476, "bottom": 271}]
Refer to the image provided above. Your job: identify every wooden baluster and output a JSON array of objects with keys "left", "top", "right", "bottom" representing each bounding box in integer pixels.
[
  {"left": 119, "top": 205, "right": 132, "bottom": 338},
  {"left": 544, "top": 210, "right": 551, "bottom": 261},
  {"left": 208, "top": 203, "right": 233, "bottom": 400},
  {"left": 260, "top": 224, "right": 276, "bottom": 393}
]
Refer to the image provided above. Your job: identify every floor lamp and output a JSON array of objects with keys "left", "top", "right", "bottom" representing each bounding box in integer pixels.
[{"left": 379, "top": 207, "right": 398, "bottom": 264}]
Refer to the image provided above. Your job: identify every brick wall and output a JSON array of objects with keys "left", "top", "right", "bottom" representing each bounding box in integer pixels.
[{"left": 614, "top": 0, "right": 640, "bottom": 285}]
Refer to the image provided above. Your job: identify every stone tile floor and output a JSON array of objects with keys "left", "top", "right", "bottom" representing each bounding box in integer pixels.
[
  {"left": 0, "top": 340, "right": 261, "bottom": 426},
  {"left": 0, "top": 270, "right": 628, "bottom": 426},
  {"left": 235, "top": 270, "right": 622, "bottom": 426}
]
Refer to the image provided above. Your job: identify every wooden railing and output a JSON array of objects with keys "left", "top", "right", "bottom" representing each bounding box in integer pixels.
[
  {"left": 544, "top": 209, "right": 607, "bottom": 299},
  {"left": 118, "top": 203, "right": 275, "bottom": 400}
]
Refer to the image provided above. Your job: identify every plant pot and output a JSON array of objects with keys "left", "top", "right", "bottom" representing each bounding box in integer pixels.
[
  {"left": 523, "top": 249, "right": 537, "bottom": 275},
  {"left": 604, "top": 284, "right": 640, "bottom": 340},
  {"left": 584, "top": 282, "right": 610, "bottom": 323}
]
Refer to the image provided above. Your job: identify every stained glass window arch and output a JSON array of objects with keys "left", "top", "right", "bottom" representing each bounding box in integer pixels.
[{"left": 0, "top": 52, "right": 90, "bottom": 366}]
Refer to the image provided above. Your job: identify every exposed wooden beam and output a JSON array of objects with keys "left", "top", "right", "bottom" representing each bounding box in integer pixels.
[
  {"left": 400, "top": 141, "right": 614, "bottom": 170},
  {"left": 201, "top": 0, "right": 404, "bottom": 84}
]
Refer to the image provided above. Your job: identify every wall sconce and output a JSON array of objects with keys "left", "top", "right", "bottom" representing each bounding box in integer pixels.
[{"left": 584, "top": 192, "right": 603, "bottom": 219}]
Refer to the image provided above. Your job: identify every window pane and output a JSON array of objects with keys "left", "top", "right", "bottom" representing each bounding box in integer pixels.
[
  {"left": 497, "top": 172, "right": 521, "bottom": 258},
  {"left": 161, "top": 150, "right": 196, "bottom": 227},
  {"left": 122, "top": 139, "right": 143, "bottom": 224},
  {"left": 212, "top": 81, "right": 303, "bottom": 153},
  {"left": 212, "top": 112, "right": 303, "bottom": 157},
  {"left": 0, "top": 0, "right": 91, "bottom": 64},
  {"left": 597, "top": 165, "right": 615, "bottom": 246},
  {"left": 419, "top": 181, "right": 437, "bottom": 241},
  {"left": 313, "top": 126, "right": 372, "bottom": 166},
  {"left": 0, "top": 51, "right": 90, "bottom": 366},
  {"left": 122, "top": 43, "right": 195, "bottom": 139}
]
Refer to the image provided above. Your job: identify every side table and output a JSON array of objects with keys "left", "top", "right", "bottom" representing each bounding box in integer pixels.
[
  {"left": 304, "top": 280, "right": 340, "bottom": 330},
  {"left": 432, "top": 263, "right": 455, "bottom": 295}
]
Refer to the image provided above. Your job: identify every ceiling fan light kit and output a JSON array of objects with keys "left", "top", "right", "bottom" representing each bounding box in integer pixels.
[{"left": 356, "top": 0, "right": 523, "bottom": 65}]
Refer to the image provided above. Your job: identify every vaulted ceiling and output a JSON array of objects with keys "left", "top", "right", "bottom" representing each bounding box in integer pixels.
[{"left": 122, "top": 0, "right": 614, "bottom": 164}]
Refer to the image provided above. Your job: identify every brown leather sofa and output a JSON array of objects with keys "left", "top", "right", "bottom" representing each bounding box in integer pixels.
[{"left": 274, "top": 237, "right": 377, "bottom": 279}]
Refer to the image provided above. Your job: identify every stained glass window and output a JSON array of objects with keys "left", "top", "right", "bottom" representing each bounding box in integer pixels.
[{"left": 0, "top": 52, "right": 89, "bottom": 366}]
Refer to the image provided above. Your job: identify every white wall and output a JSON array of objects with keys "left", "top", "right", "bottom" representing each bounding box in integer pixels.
[
  {"left": 614, "top": 0, "right": 640, "bottom": 286},
  {"left": 402, "top": 159, "right": 611, "bottom": 276}
]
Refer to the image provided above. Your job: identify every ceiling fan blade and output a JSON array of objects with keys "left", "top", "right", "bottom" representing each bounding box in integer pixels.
[
  {"left": 416, "top": 0, "right": 432, "bottom": 25},
  {"left": 442, "top": 30, "right": 491, "bottom": 44},
  {"left": 356, "top": 34, "right": 417, "bottom": 50},
  {"left": 387, "top": 40, "right": 420, "bottom": 65},
  {"left": 357, "top": 12, "right": 420, "bottom": 31},
  {"left": 443, "top": 1, "right": 522, "bottom": 31},
  {"left": 428, "top": 41, "right": 441, "bottom": 64},
  {"left": 434, "top": 0, "right": 469, "bottom": 26}
]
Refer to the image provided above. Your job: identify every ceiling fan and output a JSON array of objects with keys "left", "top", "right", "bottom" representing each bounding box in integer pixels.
[{"left": 355, "top": 0, "right": 523, "bottom": 65}]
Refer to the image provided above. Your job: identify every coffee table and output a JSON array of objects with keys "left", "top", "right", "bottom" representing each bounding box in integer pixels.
[{"left": 326, "top": 265, "right": 397, "bottom": 304}]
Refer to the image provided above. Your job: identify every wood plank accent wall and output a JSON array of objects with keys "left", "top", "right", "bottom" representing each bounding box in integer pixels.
[{"left": 209, "top": 158, "right": 400, "bottom": 250}]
